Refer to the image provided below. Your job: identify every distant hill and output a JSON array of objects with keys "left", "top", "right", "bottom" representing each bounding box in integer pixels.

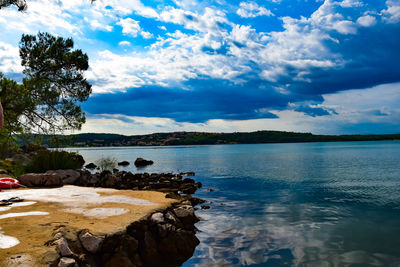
[{"left": 35, "top": 131, "right": 400, "bottom": 148}]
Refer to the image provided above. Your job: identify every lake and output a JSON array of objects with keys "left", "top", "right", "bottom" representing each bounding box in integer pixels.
[{"left": 67, "top": 141, "right": 400, "bottom": 266}]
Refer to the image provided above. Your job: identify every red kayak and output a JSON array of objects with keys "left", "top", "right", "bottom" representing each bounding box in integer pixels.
[{"left": 0, "top": 177, "right": 20, "bottom": 189}]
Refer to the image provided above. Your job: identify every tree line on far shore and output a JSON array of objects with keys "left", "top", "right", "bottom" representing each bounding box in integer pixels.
[{"left": 30, "top": 131, "right": 400, "bottom": 148}]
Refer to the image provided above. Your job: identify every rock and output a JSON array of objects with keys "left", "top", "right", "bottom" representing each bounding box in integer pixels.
[
  {"left": 103, "top": 251, "right": 137, "bottom": 267},
  {"left": 200, "top": 205, "right": 211, "bottom": 210},
  {"left": 85, "top": 163, "right": 97, "bottom": 169},
  {"left": 173, "top": 205, "right": 198, "bottom": 225},
  {"left": 18, "top": 173, "right": 63, "bottom": 187},
  {"left": 164, "top": 211, "right": 180, "bottom": 225},
  {"left": 139, "top": 231, "right": 158, "bottom": 264},
  {"left": 190, "top": 197, "right": 206, "bottom": 206},
  {"left": 41, "top": 250, "right": 60, "bottom": 266},
  {"left": 207, "top": 188, "right": 215, "bottom": 192},
  {"left": 157, "top": 229, "right": 200, "bottom": 264},
  {"left": 79, "top": 230, "right": 103, "bottom": 254},
  {"left": 182, "top": 172, "right": 195, "bottom": 176},
  {"left": 73, "top": 154, "right": 85, "bottom": 168},
  {"left": 118, "top": 161, "right": 130, "bottom": 166},
  {"left": 46, "top": 170, "right": 80, "bottom": 185},
  {"left": 150, "top": 212, "right": 165, "bottom": 224},
  {"left": 54, "top": 237, "right": 73, "bottom": 257},
  {"left": 121, "top": 235, "right": 139, "bottom": 255},
  {"left": 58, "top": 257, "right": 77, "bottom": 267},
  {"left": 157, "top": 223, "right": 176, "bottom": 238},
  {"left": 165, "top": 192, "right": 181, "bottom": 200},
  {"left": 180, "top": 184, "right": 197, "bottom": 194},
  {"left": 134, "top": 158, "right": 154, "bottom": 167},
  {"left": 9, "top": 153, "right": 32, "bottom": 166},
  {"left": 183, "top": 178, "right": 195, "bottom": 184}
]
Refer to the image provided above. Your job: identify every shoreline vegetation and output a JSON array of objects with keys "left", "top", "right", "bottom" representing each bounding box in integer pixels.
[{"left": 32, "top": 130, "right": 400, "bottom": 148}]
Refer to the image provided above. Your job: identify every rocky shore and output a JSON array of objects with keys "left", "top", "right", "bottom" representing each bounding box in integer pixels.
[
  {"left": 1, "top": 166, "right": 204, "bottom": 266},
  {"left": 45, "top": 201, "right": 200, "bottom": 267},
  {"left": 19, "top": 169, "right": 203, "bottom": 197}
]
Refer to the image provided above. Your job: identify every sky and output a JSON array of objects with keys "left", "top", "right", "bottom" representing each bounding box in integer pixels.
[{"left": 0, "top": 0, "right": 399, "bottom": 135}]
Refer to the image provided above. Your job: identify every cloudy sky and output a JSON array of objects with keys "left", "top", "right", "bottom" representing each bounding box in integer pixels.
[{"left": 1, "top": 0, "right": 399, "bottom": 135}]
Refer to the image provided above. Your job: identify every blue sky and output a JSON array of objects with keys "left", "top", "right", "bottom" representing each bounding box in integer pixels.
[{"left": 0, "top": 0, "right": 399, "bottom": 135}]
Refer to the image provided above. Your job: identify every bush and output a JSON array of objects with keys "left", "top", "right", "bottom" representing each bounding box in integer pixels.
[
  {"left": 95, "top": 156, "right": 117, "bottom": 172},
  {"left": 25, "top": 150, "right": 84, "bottom": 173}
]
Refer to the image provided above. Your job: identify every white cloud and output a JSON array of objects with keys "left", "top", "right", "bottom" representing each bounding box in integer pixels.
[
  {"left": 0, "top": 42, "right": 23, "bottom": 74},
  {"left": 140, "top": 31, "right": 154, "bottom": 39},
  {"left": 159, "top": 7, "right": 229, "bottom": 33},
  {"left": 117, "top": 18, "right": 154, "bottom": 39},
  {"left": 356, "top": 15, "right": 377, "bottom": 27},
  {"left": 117, "top": 18, "right": 141, "bottom": 37},
  {"left": 382, "top": 0, "right": 400, "bottom": 23},
  {"left": 0, "top": 0, "right": 78, "bottom": 34},
  {"left": 119, "top": 41, "right": 131, "bottom": 46},
  {"left": 89, "top": 19, "right": 113, "bottom": 31},
  {"left": 90, "top": 0, "right": 159, "bottom": 18},
  {"left": 237, "top": 2, "right": 273, "bottom": 18},
  {"left": 80, "top": 83, "right": 400, "bottom": 135}
]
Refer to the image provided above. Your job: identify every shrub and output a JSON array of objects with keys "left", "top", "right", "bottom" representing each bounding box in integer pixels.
[
  {"left": 95, "top": 156, "right": 117, "bottom": 172},
  {"left": 25, "top": 150, "right": 84, "bottom": 173}
]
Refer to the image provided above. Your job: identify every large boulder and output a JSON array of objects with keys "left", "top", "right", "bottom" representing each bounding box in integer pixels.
[
  {"left": 173, "top": 205, "right": 198, "bottom": 225},
  {"left": 54, "top": 237, "right": 73, "bottom": 257},
  {"left": 78, "top": 230, "right": 104, "bottom": 254},
  {"left": 18, "top": 173, "right": 63, "bottom": 187},
  {"left": 118, "top": 161, "right": 130, "bottom": 166},
  {"left": 134, "top": 158, "right": 154, "bottom": 167},
  {"left": 46, "top": 170, "right": 80, "bottom": 185},
  {"left": 85, "top": 163, "right": 97, "bottom": 169}
]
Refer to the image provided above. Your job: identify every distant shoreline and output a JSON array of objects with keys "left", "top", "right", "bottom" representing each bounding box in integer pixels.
[{"left": 29, "top": 130, "right": 400, "bottom": 148}]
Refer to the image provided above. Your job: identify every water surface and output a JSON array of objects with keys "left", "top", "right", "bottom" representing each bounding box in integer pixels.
[{"left": 68, "top": 141, "right": 400, "bottom": 266}]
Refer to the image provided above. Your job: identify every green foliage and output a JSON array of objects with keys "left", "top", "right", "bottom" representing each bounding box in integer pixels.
[
  {"left": 0, "top": 128, "right": 19, "bottom": 159},
  {"left": 0, "top": 73, "right": 33, "bottom": 134},
  {"left": 0, "top": 0, "right": 95, "bottom": 11},
  {"left": 0, "top": 0, "right": 27, "bottom": 11},
  {"left": 48, "top": 131, "right": 400, "bottom": 147},
  {"left": 95, "top": 156, "right": 117, "bottom": 172},
  {"left": 25, "top": 150, "right": 84, "bottom": 173},
  {"left": 18, "top": 32, "right": 91, "bottom": 134}
]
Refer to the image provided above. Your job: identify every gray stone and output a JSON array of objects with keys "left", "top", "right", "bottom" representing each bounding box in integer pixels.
[
  {"left": 173, "top": 205, "right": 194, "bottom": 218},
  {"left": 58, "top": 257, "right": 77, "bottom": 267},
  {"left": 18, "top": 173, "right": 62, "bottom": 187},
  {"left": 41, "top": 250, "right": 60, "bottom": 266},
  {"left": 53, "top": 232, "right": 63, "bottom": 240},
  {"left": 46, "top": 170, "right": 80, "bottom": 185},
  {"left": 157, "top": 223, "right": 176, "bottom": 238},
  {"left": 165, "top": 211, "right": 180, "bottom": 224},
  {"left": 54, "top": 237, "right": 73, "bottom": 257},
  {"left": 150, "top": 212, "right": 165, "bottom": 224},
  {"left": 79, "top": 230, "right": 103, "bottom": 254}
]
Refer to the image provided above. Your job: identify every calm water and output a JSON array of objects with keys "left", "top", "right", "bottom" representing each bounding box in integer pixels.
[{"left": 67, "top": 141, "right": 400, "bottom": 266}]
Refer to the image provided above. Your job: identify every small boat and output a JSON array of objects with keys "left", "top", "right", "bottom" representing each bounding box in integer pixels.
[{"left": 0, "top": 177, "right": 20, "bottom": 189}]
